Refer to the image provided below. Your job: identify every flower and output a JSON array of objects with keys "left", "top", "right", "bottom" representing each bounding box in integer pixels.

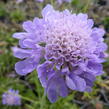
[
  {"left": 105, "top": 52, "right": 109, "bottom": 58},
  {"left": 36, "top": 0, "right": 44, "bottom": 2},
  {"left": 36, "top": 0, "right": 71, "bottom": 4},
  {"left": 16, "top": 0, "right": 23, "bottom": 4},
  {"left": 57, "top": 0, "right": 71, "bottom": 4},
  {"left": 13, "top": 4, "right": 107, "bottom": 103},
  {"left": 2, "top": 89, "right": 21, "bottom": 106}
]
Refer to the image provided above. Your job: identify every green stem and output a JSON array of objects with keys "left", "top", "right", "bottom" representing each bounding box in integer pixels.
[
  {"left": 51, "top": 0, "right": 54, "bottom": 6},
  {"left": 40, "top": 93, "right": 46, "bottom": 109},
  {"left": 26, "top": 104, "right": 35, "bottom": 109},
  {"left": 82, "top": 0, "right": 91, "bottom": 13},
  {"left": 20, "top": 96, "right": 35, "bottom": 104}
]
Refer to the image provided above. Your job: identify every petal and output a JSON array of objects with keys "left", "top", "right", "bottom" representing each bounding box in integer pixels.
[
  {"left": 46, "top": 74, "right": 58, "bottom": 103},
  {"left": 22, "top": 39, "right": 36, "bottom": 48},
  {"left": 64, "top": 0, "right": 71, "bottom": 2},
  {"left": 87, "top": 61, "right": 103, "bottom": 76},
  {"left": 12, "top": 47, "right": 31, "bottom": 59},
  {"left": 85, "top": 86, "right": 92, "bottom": 92},
  {"left": 77, "top": 13, "right": 88, "bottom": 21},
  {"left": 37, "top": 61, "right": 54, "bottom": 87},
  {"left": 57, "top": 77, "right": 68, "bottom": 97},
  {"left": 88, "top": 54, "right": 103, "bottom": 63},
  {"left": 57, "top": 0, "right": 63, "bottom": 4},
  {"left": 95, "top": 71, "right": 105, "bottom": 76},
  {"left": 92, "top": 28, "right": 105, "bottom": 38},
  {"left": 37, "top": 0, "right": 44, "bottom": 2},
  {"left": 73, "top": 67, "right": 83, "bottom": 75},
  {"left": 19, "top": 39, "right": 27, "bottom": 48},
  {"left": 39, "top": 76, "right": 47, "bottom": 88},
  {"left": 71, "top": 74, "right": 86, "bottom": 91},
  {"left": 22, "top": 21, "right": 34, "bottom": 32},
  {"left": 66, "top": 76, "right": 76, "bottom": 90},
  {"left": 99, "top": 43, "right": 108, "bottom": 52},
  {"left": 47, "top": 74, "right": 68, "bottom": 102},
  {"left": 42, "top": 4, "right": 53, "bottom": 18},
  {"left": 37, "top": 61, "right": 53, "bottom": 78},
  {"left": 81, "top": 72, "right": 96, "bottom": 82},
  {"left": 47, "top": 88, "right": 58, "bottom": 103},
  {"left": 79, "top": 62, "right": 87, "bottom": 71},
  {"left": 87, "top": 19, "right": 94, "bottom": 28},
  {"left": 12, "top": 32, "right": 27, "bottom": 39},
  {"left": 85, "top": 79, "right": 94, "bottom": 87},
  {"left": 15, "top": 59, "right": 36, "bottom": 75},
  {"left": 33, "top": 17, "right": 44, "bottom": 29}
]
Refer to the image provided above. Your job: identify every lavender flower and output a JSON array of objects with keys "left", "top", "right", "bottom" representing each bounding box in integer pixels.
[
  {"left": 13, "top": 5, "right": 107, "bottom": 103},
  {"left": 57, "top": 0, "right": 71, "bottom": 4},
  {"left": 2, "top": 89, "right": 21, "bottom": 106},
  {"left": 36, "top": 0, "right": 71, "bottom": 4},
  {"left": 36, "top": 0, "right": 44, "bottom": 2},
  {"left": 16, "top": 0, "right": 23, "bottom": 4}
]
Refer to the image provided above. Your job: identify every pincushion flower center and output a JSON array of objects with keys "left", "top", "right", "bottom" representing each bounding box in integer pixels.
[{"left": 45, "top": 30, "right": 91, "bottom": 62}]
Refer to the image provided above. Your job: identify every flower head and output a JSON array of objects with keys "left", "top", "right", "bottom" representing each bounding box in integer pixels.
[
  {"left": 2, "top": 89, "right": 21, "bottom": 106},
  {"left": 13, "top": 5, "right": 107, "bottom": 103},
  {"left": 16, "top": 0, "right": 23, "bottom": 4},
  {"left": 36, "top": 0, "right": 44, "bottom": 2},
  {"left": 36, "top": 0, "right": 71, "bottom": 4},
  {"left": 57, "top": 0, "right": 71, "bottom": 4}
]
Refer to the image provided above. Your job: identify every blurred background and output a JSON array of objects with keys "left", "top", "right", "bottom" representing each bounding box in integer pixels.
[{"left": 0, "top": 0, "right": 109, "bottom": 109}]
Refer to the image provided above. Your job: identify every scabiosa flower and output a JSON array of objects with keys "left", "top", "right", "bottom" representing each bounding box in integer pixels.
[
  {"left": 35, "top": 0, "right": 71, "bottom": 4},
  {"left": 13, "top": 4, "right": 107, "bottom": 103},
  {"left": 16, "top": 0, "right": 23, "bottom": 4},
  {"left": 36, "top": 0, "right": 44, "bottom": 2},
  {"left": 2, "top": 89, "right": 21, "bottom": 106},
  {"left": 57, "top": 0, "right": 71, "bottom": 5},
  {"left": 105, "top": 52, "right": 109, "bottom": 58}
]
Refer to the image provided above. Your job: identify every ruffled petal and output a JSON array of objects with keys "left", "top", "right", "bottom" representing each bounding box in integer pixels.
[
  {"left": 80, "top": 72, "right": 96, "bottom": 82},
  {"left": 12, "top": 32, "right": 27, "bottom": 39},
  {"left": 71, "top": 74, "right": 86, "bottom": 91},
  {"left": 46, "top": 74, "right": 68, "bottom": 103},
  {"left": 77, "top": 13, "right": 88, "bottom": 21},
  {"left": 42, "top": 4, "right": 54, "bottom": 18},
  {"left": 12, "top": 47, "right": 31, "bottom": 59},
  {"left": 37, "top": 61, "right": 54, "bottom": 87},
  {"left": 57, "top": 77, "right": 68, "bottom": 97},
  {"left": 87, "top": 19, "right": 94, "bottom": 28},
  {"left": 19, "top": 39, "right": 27, "bottom": 48},
  {"left": 87, "top": 61, "right": 103, "bottom": 76},
  {"left": 22, "top": 39, "right": 36, "bottom": 48},
  {"left": 47, "top": 87, "right": 58, "bottom": 103},
  {"left": 80, "top": 72, "right": 96, "bottom": 90},
  {"left": 85, "top": 86, "right": 92, "bottom": 92},
  {"left": 15, "top": 58, "right": 37, "bottom": 75},
  {"left": 92, "top": 28, "right": 105, "bottom": 38},
  {"left": 66, "top": 76, "right": 76, "bottom": 90},
  {"left": 22, "top": 21, "right": 34, "bottom": 32}
]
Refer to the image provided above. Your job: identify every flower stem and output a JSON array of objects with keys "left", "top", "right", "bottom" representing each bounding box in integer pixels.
[{"left": 82, "top": 0, "right": 91, "bottom": 13}]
